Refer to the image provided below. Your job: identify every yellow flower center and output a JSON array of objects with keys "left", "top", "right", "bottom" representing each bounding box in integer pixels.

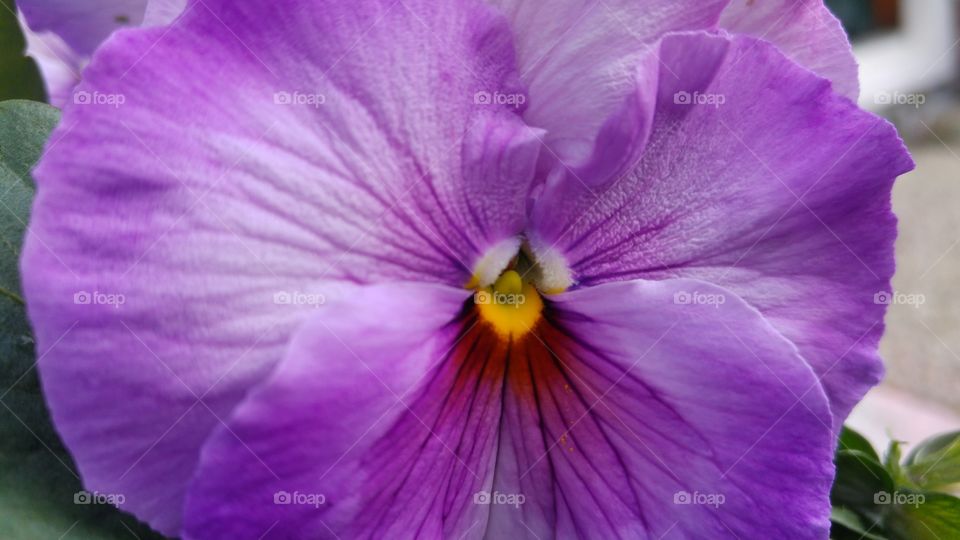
[{"left": 473, "top": 269, "right": 544, "bottom": 339}]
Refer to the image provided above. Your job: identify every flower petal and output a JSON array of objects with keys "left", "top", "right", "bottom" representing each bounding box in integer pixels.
[
  {"left": 23, "top": 0, "right": 536, "bottom": 533},
  {"left": 489, "top": 278, "right": 834, "bottom": 538},
  {"left": 17, "top": 0, "right": 147, "bottom": 55},
  {"left": 527, "top": 31, "right": 913, "bottom": 428},
  {"left": 487, "top": 0, "right": 728, "bottom": 165},
  {"left": 720, "top": 0, "right": 859, "bottom": 100},
  {"left": 182, "top": 282, "right": 495, "bottom": 539}
]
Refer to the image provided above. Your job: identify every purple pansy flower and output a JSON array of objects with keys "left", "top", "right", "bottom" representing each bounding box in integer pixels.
[{"left": 22, "top": 0, "right": 913, "bottom": 538}]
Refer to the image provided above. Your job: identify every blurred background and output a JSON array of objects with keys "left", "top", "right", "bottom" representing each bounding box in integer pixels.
[{"left": 827, "top": 0, "right": 960, "bottom": 448}]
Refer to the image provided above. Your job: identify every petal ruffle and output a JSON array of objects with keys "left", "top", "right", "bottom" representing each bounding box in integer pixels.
[
  {"left": 486, "top": 0, "right": 860, "bottom": 183},
  {"left": 17, "top": 0, "right": 147, "bottom": 56},
  {"left": 527, "top": 31, "right": 913, "bottom": 429},
  {"left": 182, "top": 282, "right": 491, "bottom": 539},
  {"left": 23, "top": 0, "right": 536, "bottom": 533},
  {"left": 20, "top": 17, "right": 83, "bottom": 107},
  {"left": 18, "top": 0, "right": 182, "bottom": 106},
  {"left": 720, "top": 0, "right": 859, "bottom": 100},
  {"left": 487, "top": 0, "right": 728, "bottom": 165},
  {"left": 142, "top": 0, "right": 185, "bottom": 26}
]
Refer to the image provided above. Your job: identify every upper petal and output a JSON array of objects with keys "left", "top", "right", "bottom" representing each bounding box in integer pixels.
[
  {"left": 487, "top": 0, "right": 728, "bottom": 165},
  {"left": 720, "top": 0, "right": 859, "bottom": 100},
  {"left": 486, "top": 0, "right": 860, "bottom": 187},
  {"left": 526, "top": 31, "right": 913, "bottom": 429},
  {"left": 23, "top": 0, "right": 536, "bottom": 533}
]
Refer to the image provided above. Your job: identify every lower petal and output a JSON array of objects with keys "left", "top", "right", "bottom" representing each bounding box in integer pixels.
[
  {"left": 490, "top": 279, "right": 835, "bottom": 538},
  {"left": 183, "top": 282, "right": 499, "bottom": 539}
]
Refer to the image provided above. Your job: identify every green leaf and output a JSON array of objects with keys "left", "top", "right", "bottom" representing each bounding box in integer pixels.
[
  {"left": 840, "top": 425, "right": 880, "bottom": 462},
  {"left": 832, "top": 449, "right": 895, "bottom": 512},
  {"left": 830, "top": 506, "right": 888, "bottom": 540},
  {"left": 0, "top": 100, "right": 165, "bottom": 538},
  {"left": 903, "top": 430, "right": 960, "bottom": 490},
  {"left": 0, "top": 100, "right": 55, "bottom": 306},
  {"left": 0, "top": 0, "right": 47, "bottom": 102},
  {"left": 884, "top": 491, "right": 960, "bottom": 540}
]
